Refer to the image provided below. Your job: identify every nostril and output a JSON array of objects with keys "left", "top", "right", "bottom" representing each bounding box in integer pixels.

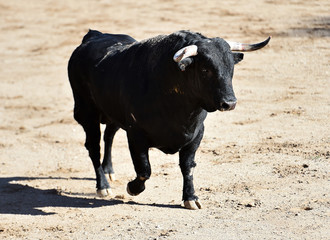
[
  {"left": 220, "top": 101, "right": 236, "bottom": 111},
  {"left": 221, "top": 102, "right": 230, "bottom": 110}
]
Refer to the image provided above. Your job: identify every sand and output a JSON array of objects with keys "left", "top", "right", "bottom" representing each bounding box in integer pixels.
[{"left": 0, "top": 0, "right": 329, "bottom": 239}]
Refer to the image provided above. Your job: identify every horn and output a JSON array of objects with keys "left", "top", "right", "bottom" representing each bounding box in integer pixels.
[
  {"left": 173, "top": 45, "right": 198, "bottom": 62},
  {"left": 227, "top": 36, "right": 271, "bottom": 52}
]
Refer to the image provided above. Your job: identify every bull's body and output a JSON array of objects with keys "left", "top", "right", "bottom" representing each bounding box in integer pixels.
[{"left": 68, "top": 30, "right": 268, "bottom": 209}]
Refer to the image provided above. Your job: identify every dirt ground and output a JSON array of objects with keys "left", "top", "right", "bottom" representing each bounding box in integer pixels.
[{"left": 0, "top": 0, "right": 329, "bottom": 239}]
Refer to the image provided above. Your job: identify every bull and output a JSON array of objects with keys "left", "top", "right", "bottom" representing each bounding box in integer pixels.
[{"left": 68, "top": 30, "right": 270, "bottom": 209}]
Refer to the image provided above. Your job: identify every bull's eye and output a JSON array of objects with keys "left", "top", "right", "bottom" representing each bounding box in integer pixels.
[{"left": 201, "top": 68, "right": 213, "bottom": 78}]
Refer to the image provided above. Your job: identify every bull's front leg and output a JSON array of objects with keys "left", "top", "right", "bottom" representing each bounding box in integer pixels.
[
  {"left": 126, "top": 130, "right": 151, "bottom": 196},
  {"left": 179, "top": 127, "right": 204, "bottom": 210}
]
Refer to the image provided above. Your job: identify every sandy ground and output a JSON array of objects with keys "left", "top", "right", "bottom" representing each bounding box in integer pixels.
[{"left": 0, "top": 0, "right": 329, "bottom": 239}]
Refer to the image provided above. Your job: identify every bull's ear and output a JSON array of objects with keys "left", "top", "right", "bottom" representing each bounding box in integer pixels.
[
  {"left": 178, "top": 57, "right": 194, "bottom": 71},
  {"left": 233, "top": 53, "right": 244, "bottom": 64}
]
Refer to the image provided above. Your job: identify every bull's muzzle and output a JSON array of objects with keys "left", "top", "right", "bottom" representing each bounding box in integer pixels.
[{"left": 219, "top": 101, "right": 237, "bottom": 111}]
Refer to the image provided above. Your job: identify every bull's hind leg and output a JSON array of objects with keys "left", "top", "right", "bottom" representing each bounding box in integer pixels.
[
  {"left": 102, "top": 123, "right": 119, "bottom": 181},
  {"left": 84, "top": 122, "right": 113, "bottom": 197},
  {"left": 73, "top": 103, "right": 112, "bottom": 197},
  {"left": 179, "top": 126, "right": 204, "bottom": 210}
]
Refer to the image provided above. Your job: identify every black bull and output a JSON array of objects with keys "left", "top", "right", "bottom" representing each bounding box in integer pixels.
[{"left": 68, "top": 30, "right": 270, "bottom": 209}]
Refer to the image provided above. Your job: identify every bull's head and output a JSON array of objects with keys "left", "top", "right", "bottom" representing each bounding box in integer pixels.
[{"left": 173, "top": 36, "right": 271, "bottom": 112}]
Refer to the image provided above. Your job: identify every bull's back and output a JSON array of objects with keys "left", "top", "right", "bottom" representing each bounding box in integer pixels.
[
  {"left": 68, "top": 30, "right": 136, "bottom": 92},
  {"left": 70, "top": 30, "right": 136, "bottom": 66}
]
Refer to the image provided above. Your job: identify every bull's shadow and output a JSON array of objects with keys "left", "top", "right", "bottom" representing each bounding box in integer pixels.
[{"left": 0, "top": 176, "right": 123, "bottom": 216}]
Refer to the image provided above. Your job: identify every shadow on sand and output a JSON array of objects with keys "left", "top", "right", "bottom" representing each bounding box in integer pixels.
[
  {"left": 0, "top": 176, "right": 184, "bottom": 215},
  {"left": 0, "top": 176, "right": 123, "bottom": 216}
]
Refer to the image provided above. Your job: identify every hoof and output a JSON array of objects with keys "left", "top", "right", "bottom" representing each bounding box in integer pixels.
[
  {"left": 126, "top": 184, "right": 140, "bottom": 196},
  {"left": 97, "top": 188, "right": 113, "bottom": 197},
  {"left": 109, "top": 173, "right": 116, "bottom": 181},
  {"left": 126, "top": 178, "right": 146, "bottom": 196},
  {"left": 183, "top": 200, "right": 202, "bottom": 210}
]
